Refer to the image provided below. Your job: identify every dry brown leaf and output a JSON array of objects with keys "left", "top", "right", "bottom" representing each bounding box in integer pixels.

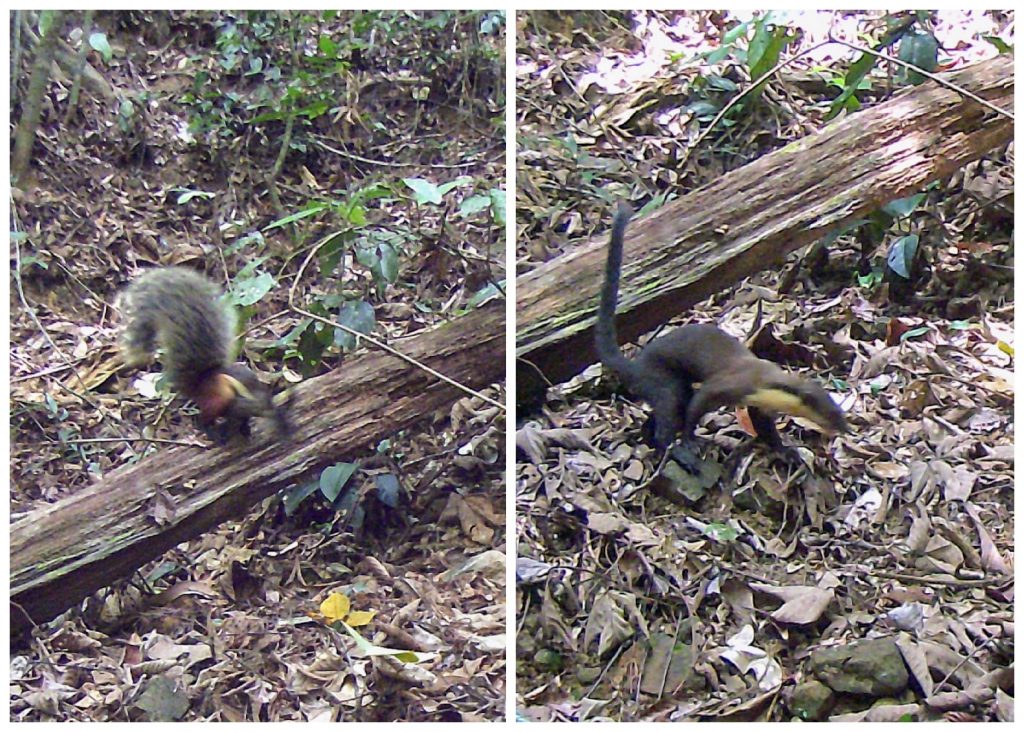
[
  {"left": 750, "top": 583, "right": 834, "bottom": 625},
  {"left": 584, "top": 591, "right": 647, "bottom": 658},
  {"left": 964, "top": 502, "right": 1010, "bottom": 575},
  {"left": 895, "top": 633, "right": 934, "bottom": 697},
  {"left": 516, "top": 424, "right": 547, "bottom": 463}
]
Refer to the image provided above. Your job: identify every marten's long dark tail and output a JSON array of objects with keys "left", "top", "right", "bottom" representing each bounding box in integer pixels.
[{"left": 594, "top": 202, "right": 642, "bottom": 387}]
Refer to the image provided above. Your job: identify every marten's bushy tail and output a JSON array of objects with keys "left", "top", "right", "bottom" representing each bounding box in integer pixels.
[{"left": 119, "top": 267, "right": 233, "bottom": 395}]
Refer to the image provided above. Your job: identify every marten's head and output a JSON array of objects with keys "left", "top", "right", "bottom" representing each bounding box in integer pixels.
[
  {"left": 744, "top": 372, "right": 848, "bottom": 436},
  {"left": 194, "top": 365, "right": 288, "bottom": 440},
  {"left": 193, "top": 371, "right": 237, "bottom": 425}
]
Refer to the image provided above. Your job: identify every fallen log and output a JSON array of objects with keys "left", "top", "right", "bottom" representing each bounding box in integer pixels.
[
  {"left": 10, "top": 300, "right": 505, "bottom": 640},
  {"left": 516, "top": 54, "right": 1013, "bottom": 405}
]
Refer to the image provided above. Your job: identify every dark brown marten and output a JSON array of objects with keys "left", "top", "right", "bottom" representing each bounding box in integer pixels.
[{"left": 594, "top": 203, "right": 847, "bottom": 459}]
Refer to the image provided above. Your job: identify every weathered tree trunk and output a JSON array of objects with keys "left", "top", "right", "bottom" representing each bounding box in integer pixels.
[
  {"left": 10, "top": 300, "right": 504, "bottom": 640},
  {"left": 516, "top": 54, "right": 1013, "bottom": 405}
]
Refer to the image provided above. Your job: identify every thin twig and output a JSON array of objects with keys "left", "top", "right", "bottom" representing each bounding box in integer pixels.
[
  {"left": 683, "top": 40, "right": 833, "bottom": 170},
  {"left": 827, "top": 36, "right": 1014, "bottom": 120},
  {"left": 288, "top": 231, "right": 505, "bottom": 411},
  {"left": 55, "top": 436, "right": 205, "bottom": 447}
]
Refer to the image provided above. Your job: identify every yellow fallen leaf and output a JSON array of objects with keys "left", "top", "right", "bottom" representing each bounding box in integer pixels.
[
  {"left": 320, "top": 592, "right": 350, "bottom": 622},
  {"left": 346, "top": 610, "right": 376, "bottom": 627}
]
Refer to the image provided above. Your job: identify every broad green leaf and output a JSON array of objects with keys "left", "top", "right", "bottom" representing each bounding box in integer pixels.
[
  {"left": 881, "top": 193, "right": 926, "bottom": 219},
  {"left": 174, "top": 188, "right": 216, "bottom": 205},
  {"left": 355, "top": 243, "right": 380, "bottom": 271},
  {"left": 467, "top": 281, "right": 503, "bottom": 308},
  {"left": 489, "top": 188, "right": 506, "bottom": 225},
  {"left": 479, "top": 12, "right": 504, "bottom": 35},
  {"left": 828, "top": 51, "right": 877, "bottom": 120},
  {"left": 459, "top": 194, "right": 492, "bottom": 216},
  {"left": 340, "top": 622, "right": 419, "bottom": 663},
  {"left": 335, "top": 299, "right": 376, "bottom": 351},
  {"left": 266, "top": 203, "right": 329, "bottom": 229},
  {"left": 39, "top": 10, "right": 56, "bottom": 36},
  {"left": 982, "top": 35, "right": 1012, "bottom": 54},
  {"left": 686, "top": 100, "right": 719, "bottom": 118},
  {"left": 706, "top": 75, "right": 738, "bottom": 92},
  {"left": 378, "top": 242, "right": 398, "bottom": 283},
  {"left": 346, "top": 204, "right": 367, "bottom": 226},
  {"left": 721, "top": 20, "right": 750, "bottom": 45},
  {"left": 374, "top": 473, "right": 401, "bottom": 508},
  {"left": 705, "top": 523, "right": 739, "bottom": 542},
  {"left": 320, "top": 462, "right": 357, "bottom": 502},
  {"left": 318, "top": 35, "right": 337, "bottom": 56},
  {"left": 704, "top": 46, "right": 731, "bottom": 65},
  {"left": 403, "top": 177, "right": 442, "bottom": 205},
  {"left": 899, "top": 326, "right": 931, "bottom": 341},
  {"left": 283, "top": 479, "right": 321, "bottom": 515},
  {"left": 857, "top": 271, "right": 882, "bottom": 288},
  {"left": 887, "top": 235, "right": 919, "bottom": 280},
  {"left": 899, "top": 31, "right": 938, "bottom": 84},
  {"left": 89, "top": 32, "right": 112, "bottom": 63},
  {"left": 229, "top": 272, "right": 275, "bottom": 307}
]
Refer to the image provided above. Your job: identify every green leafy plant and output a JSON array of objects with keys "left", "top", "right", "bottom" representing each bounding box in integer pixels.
[
  {"left": 283, "top": 459, "right": 405, "bottom": 527},
  {"left": 827, "top": 12, "right": 935, "bottom": 119},
  {"left": 269, "top": 171, "right": 498, "bottom": 370},
  {"left": 898, "top": 29, "right": 939, "bottom": 84},
  {"left": 283, "top": 461, "right": 359, "bottom": 515},
  {"left": 182, "top": 10, "right": 504, "bottom": 154},
  {"left": 745, "top": 14, "right": 798, "bottom": 102},
  {"left": 182, "top": 11, "right": 348, "bottom": 147},
  {"left": 816, "top": 189, "right": 930, "bottom": 290}
]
